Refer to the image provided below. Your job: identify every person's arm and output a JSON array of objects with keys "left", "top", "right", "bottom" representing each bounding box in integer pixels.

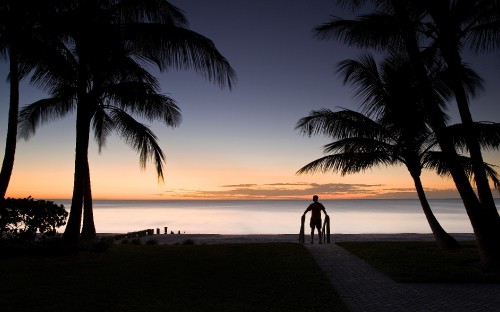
[{"left": 303, "top": 206, "right": 310, "bottom": 216}]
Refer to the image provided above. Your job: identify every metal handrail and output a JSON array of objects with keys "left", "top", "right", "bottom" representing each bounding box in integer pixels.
[
  {"left": 322, "top": 215, "right": 330, "bottom": 243},
  {"left": 299, "top": 215, "right": 305, "bottom": 243},
  {"left": 299, "top": 214, "right": 330, "bottom": 244}
]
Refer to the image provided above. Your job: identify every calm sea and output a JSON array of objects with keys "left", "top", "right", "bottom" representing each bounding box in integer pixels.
[{"left": 53, "top": 199, "right": 500, "bottom": 235}]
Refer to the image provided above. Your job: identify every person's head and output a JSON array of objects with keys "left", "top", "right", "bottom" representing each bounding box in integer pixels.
[{"left": 313, "top": 195, "right": 318, "bottom": 202}]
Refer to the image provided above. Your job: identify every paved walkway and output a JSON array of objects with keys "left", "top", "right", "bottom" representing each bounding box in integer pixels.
[
  {"left": 306, "top": 242, "right": 500, "bottom": 312},
  {"left": 133, "top": 233, "right": 500, "bottom": 311}
]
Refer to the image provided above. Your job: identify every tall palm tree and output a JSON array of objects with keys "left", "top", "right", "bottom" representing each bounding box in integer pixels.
[
  {"left": 419, "top": 0, "right": 500, "bottom": 214},
  {"left": 315, "top": 0, "right": 500, "bottom": 270},
  {"left": 390, "top": 0, "right": 500, "bottom": 271},
  {"left": 19, "top": 53, "right": 181, "bottom": 240},
  {"left": 296, "top": 53, "right": 490, "bottom": 250},
  {"left": 0, "top": 0, "right": 58, "bottom": 199},
  {"left": 18, "top": 0, "right": 236, "bottom": 244}
]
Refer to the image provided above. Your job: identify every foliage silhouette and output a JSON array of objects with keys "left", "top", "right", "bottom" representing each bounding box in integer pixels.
[
  {"left": 0, "top": 196, "right": 67, "bottom": 241},
  {"left": 17, "top": 0, "right": 236, "bottom": 244},
  {"left": 313, "top": 0, "right": 500, "bottom": 270},
  {"left": 0, "top": 0, "right": 60, "bottom": 198},
  {"left": 297, "top": 53, "right": 499, "bottom": 250}
]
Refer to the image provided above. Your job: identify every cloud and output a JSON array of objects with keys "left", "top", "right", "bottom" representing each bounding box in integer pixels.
[
  {"left": 163, "top": 181, "right": 465, "bottom": 200},
  {"left": 164, "top": 181, "right": 406, "bottom": 199},
  {"left": 263, "top": 182, "right": 311, "bottom": 186},
  {"left": 220, "top": 184, "right": 259, "bottom": 188}
]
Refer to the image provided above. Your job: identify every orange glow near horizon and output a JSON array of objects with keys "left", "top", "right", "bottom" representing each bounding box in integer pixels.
[
  {"left": 4, "top": 129, "right": 495, "bottom": 201},
  {"left": 5, "top": 166, "right": 463, "bottom": 201}
]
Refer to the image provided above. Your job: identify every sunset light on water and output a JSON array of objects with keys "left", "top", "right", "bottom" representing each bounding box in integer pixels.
[{"left": 51, "top": 199, "right": 483, "bottom": 235}]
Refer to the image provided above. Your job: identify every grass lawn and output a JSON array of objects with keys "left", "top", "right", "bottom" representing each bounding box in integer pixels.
[
  {"left": 0, "top": 243, "right": 348, "bottom": 312},
  {"left": 337, "top": 241, "right": 500, "bottom": 283}
]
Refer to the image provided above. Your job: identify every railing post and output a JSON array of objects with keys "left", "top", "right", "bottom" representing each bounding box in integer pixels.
[{"left": 322, "top": 215, "right": 330, "bottom": 244}]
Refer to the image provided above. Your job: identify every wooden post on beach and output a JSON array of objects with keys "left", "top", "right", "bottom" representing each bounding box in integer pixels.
[{"left": 299, "top": 215, "right": 305, "bottom": 243}]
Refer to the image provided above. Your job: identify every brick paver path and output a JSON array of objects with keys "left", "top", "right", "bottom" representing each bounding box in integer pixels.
[{"left": 306, "top": 243, "right": 500, "bottom": 312}]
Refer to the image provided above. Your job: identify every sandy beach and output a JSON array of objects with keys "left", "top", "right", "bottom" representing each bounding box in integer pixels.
[{"left": 118, "top": 233, "right": 476, "bottom": 245}]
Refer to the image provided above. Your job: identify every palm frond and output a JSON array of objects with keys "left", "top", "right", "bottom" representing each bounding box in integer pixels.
[
  {"left": 116, "top": 0, "right": 188, "bottom": 26},
  {"left": 461, "top": 0, "right": 500, "bottom": 53},
  {"left": 423, "top": 150, "right": 500, "bottom": 191},
  {"left": 102, "top": 81, "right": 182, "bottom": 127},
  {"left": 295, "top": 108, "right": 390, "bottom": 141},
  {"left": 107, "top": 108, "right": 166, "bottom": 182},
  {"left": 436, "top": 62, "right": 484, "bottom": 99},
  {"left": 314, "top": 13, "right": 404, "bottom": 51},
  {"left": 26, "top": 38, "right": 78, "bottom": 93},
  {"left": 103, "top": 53, "right": 161, "bottom": 89},
  {"left": 446, "top": 122, "right": 500, "bottom": 153},
  {"left": 126, "top": 24, "right": 237, "bottom": 90},
  {"left": 323, "top": 137, "right": 395, "bottom": 155},
  {"left": 484, "top": 164, "right": 500, "bottom": 192},
  {"left": 18, "top": 97, "right": 75, "bottom": 140},
  {"left": 297, "top": 151, "right": 393, "bottom": 176},
  {"left": 336, "top": 54, "right": 390, "bottom": 117},
  {"left": 92, "top": 107, "right": 114, "bottom": 153}
]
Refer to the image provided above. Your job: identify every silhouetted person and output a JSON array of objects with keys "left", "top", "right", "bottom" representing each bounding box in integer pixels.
[{"left": 302, "top": 195, "right": 328, "bottom": 244}]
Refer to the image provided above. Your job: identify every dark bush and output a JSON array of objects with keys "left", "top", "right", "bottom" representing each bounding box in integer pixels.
[{"left": 0, "top": 196, "right": 68, "bottom": 242}]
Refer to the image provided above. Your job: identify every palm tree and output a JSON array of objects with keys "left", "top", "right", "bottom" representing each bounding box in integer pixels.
[
  {"left": 18, "top": 0, "right": 236, "bottom": 244},
  {"left": 0, "top": 0, "right": 58, "bottom": 199},
  {"left": 19, "top": 55, "right": 181, "bottom": 240},
  {"left": 390, "top": 0, "right": 500, "bottom": 271},
  {"left": 419, "top": 0, "right": 500, "bottom": 214},
  {"left": 296, "top": 53, "right": 488, "bottom": 250},
  {"left": 314, "top": 0, "right": 500, "bottom": 270}
]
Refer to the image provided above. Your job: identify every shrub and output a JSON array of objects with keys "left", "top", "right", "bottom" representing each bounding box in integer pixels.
[{"left": 0, "top": 197, "right": 68, "bottom": 242}]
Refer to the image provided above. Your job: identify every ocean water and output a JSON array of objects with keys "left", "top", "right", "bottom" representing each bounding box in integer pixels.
[{"left": 53, "top": 199, "right": 500, "bottom": 235}]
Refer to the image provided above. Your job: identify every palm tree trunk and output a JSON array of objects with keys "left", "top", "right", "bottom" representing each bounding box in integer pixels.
[
  {"left": 412, "top": 175, "right": 461, "bottom": 250},
  {"left": 449, "top": 78, "right": 498, "bottom": 215},
  {"left": 62, "top": 104, "right": 91, "bottom": 244},
  {"left": 63, "top": 49, "right": 94, "bottom": 243},
  {"left": 81, "top": 159, "right": 96, "bottom": 240},
  {"left": 391, "top": 0, "right": 500, "bottom": 270},
  {"left": 0, "top": 45, "right": 19, "bottom": 199},
  {"left": 451, "top": 82, "right": 497, "bottom": 211}
]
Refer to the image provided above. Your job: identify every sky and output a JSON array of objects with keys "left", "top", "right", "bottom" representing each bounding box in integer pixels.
[{"left": 1, "top": 0, "right": 499, "bottom": 200}]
